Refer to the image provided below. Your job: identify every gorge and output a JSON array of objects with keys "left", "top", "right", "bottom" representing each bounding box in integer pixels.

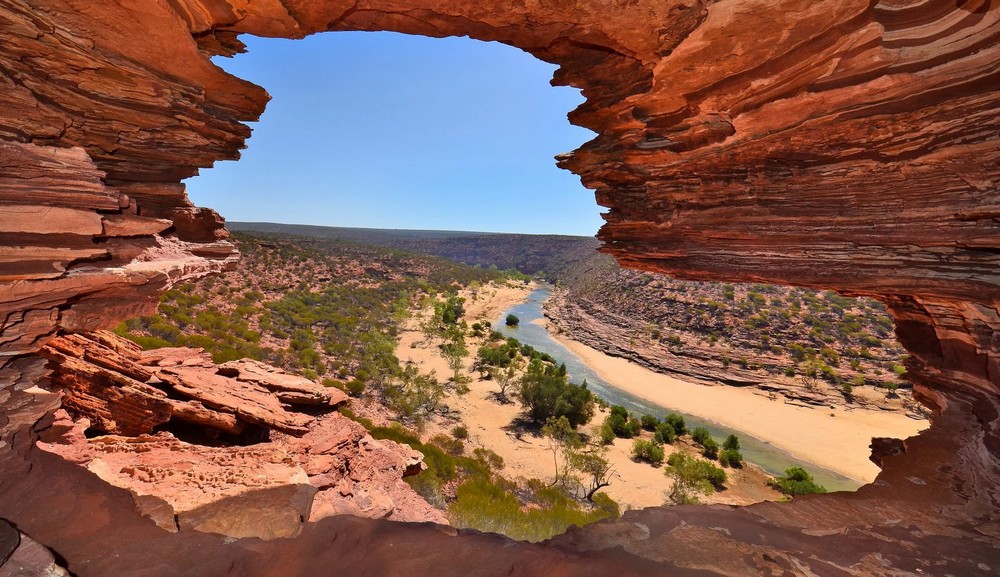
[{"left": 1, "top": 1, "right": 998, "bottom": 576}]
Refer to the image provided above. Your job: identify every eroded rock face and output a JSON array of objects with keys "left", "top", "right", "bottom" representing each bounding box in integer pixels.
[
  {"left": 32, "top": 332, "right": 442, "bottom": 540},
  {"left": 0, "top": 0, "right": 998, "bottom": 575}
]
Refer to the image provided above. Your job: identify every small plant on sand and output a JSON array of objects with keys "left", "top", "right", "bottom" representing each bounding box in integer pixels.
[
  {"left": 768, "top": 467, "right": 827, "bottom": 496},
  {"left": 631, "top": 439, "right": 665, "bottom": 465}
]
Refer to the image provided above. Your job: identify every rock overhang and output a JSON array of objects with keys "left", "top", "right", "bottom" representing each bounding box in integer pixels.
[{"left": 0, "top": 0, "right": 998, "bottom": 575}]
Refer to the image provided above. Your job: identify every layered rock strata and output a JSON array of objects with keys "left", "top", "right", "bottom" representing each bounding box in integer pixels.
[
  {"left": 32, "top": 332, "right": 442, "bottom": 539},
  {"left": 0, "top": 0, "right": 998, "bottom": 575}
]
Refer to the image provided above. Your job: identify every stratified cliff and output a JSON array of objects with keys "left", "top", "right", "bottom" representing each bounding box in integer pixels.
[{"left": 0, "top": 0, "right": 998, "bottom": 575}]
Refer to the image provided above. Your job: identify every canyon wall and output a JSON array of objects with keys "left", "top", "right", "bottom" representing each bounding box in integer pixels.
[{"left": 0, "top": 0, "right": 997, "bottom": 575}]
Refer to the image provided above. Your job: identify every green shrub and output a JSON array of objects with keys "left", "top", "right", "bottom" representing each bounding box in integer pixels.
[
  {"left": 639, "top": 414, "right": 659, "bottom": 431},
  {"left": 344, "top": 379, "right": 366, "bottom": 397},
  {"left": 505, "top": 314, "right": 520, "bottom": 327},
  {"left": 471, "top": 448, "right": 504, "bottom": 472},
  {"left": 604, "top": 413, "right": 630, "bottom": 438},
  {"left": 447, "top": 477, "right": 618, "bottom": 542},
  {"left": 664, "top": 413, "right": 687, "bottom": 436},
  {"left": 430, "top": 434, "right": 465, "bottom": 457},
  {"left": 691, "top": 427, "right": 711, "bottom": 446},
  {"left": 666, "top": 453, "right": 727, "bottom": 504},
  {"left": 518, "top": 361, "right": 595, "bottom": 428},
  {"left": 701, "top": 437, "right": 719, "bottom": 460},
  {"left": 609, "top": 405, "right": 629, "bottom": 420},
  {"left": 599, "top": 422, "right": 616, "bottom": 445},
  {"left": 723, "top": 434, "right": 740, "bottom": 452},
  {"left": 631, "top": 439, "right": 665, "bottom": 465},
  {"left": 768, "top": 467, "right": 827, "bottom": 496},
  {"left": 452, "top": 425, "right": 469, "bottom": 440},
  {"left": 719, "top": 448, "right": 743, "bottom": 468},
  {"left": 651, "top": 422, "right": 674, "bottom": 444}
]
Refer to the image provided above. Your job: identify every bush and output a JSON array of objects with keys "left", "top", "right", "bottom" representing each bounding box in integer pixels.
[
  {"left": 691, "top": 426, "right": 711, "bottom": 446},
  {"left": 604, "top": 407, "right": 640, "bottom": 439},
  {"left": 719, "top": 448, "right": 743, "bottom": 468},
  {"left": 518, "top": 361, "right": 595, "bottom": 427},
  {"left": 654, "top": 422, "right": 677, "bottom": 444},
  {"left": 505, "top": 314, "right": 520, "bottom": 327},
  {"left": 604, "top": 413, "right": 629, "bottom": 438},
  {"left": 447, "top": 477, "right": 618, "bottom": 542},
  {"left": 768, "top": 467, "right": 827, "bottom": 496},
  {"left": 701, "top": 437, "right": 719, "bottom": 460},
  {"left": 666, "top": 453, "right": 727, "bottom": 504},
  {"left": 344, "top": 379, "right": 366, "bottom": 397},
  {"left": 452, "top": 425, "right": 470, "bottom": 440},
  {"left": 430, "top": 434, "right": 465, "bottom": 457},
  {"left": 639, "top": 414, "right": 659, "bottom": 431},
  {"left": 471, "top": 448, "right": 504, "bottom": 471},
  {"left": 631, "top": 439, "right": 665, "bottom": 465},
  {"left": 599, "top": 422, "right": 616, "bottom": 445},
  {"left": 723, "top": 434, "right": 740, "bottom": 452},
  {"left": 664, "top": 413, "right": 687, "bottom": 437}
]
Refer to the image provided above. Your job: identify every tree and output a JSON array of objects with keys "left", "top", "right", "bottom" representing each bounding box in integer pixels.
[
  {"left": 719, "top": 448, "right": 743, "bottom": 468},
  {"left": 605, "top": 405, "right": 640, "bottom": 438},
  {"left": 568, "top": 441, "right": 616, "bottom": 502},
  {"left": 505, "top": 314, "right": 520, "bottom": 327},
  {"left": 701, "top": 437, "right": 719, "bottom": 460},
  {"left": 654, "top": 422, "right": 676, "bottom": 444},
  {"left": 541, "top": 416, "right": 582, "bottom": 486},
  {"left": 476, "top": 340, "right": 525, "bottom": 403},
  {"left": 518, "top": 360, "right": 595, "bottom": 427},
  {"left": 441, "top": 326, "right": 469, "bottom": 383},
  {"left": 358, "top": 331, "right": 401, "bottom": 394},
  {"left": 665, "top": 453, "right": 727, "bottom": 504},
  {"left": 640, "top": 414, "right": 660, "bottom": 431},
  {"left": 664, "top": 413, "right": 687, "bottom": 437},
  {"left": 385, "top": 364, "right": 444, "bottom": 420}
]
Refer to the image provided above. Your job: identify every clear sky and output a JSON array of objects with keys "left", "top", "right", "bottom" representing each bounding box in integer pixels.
[{"left": 185, "top": 32, "right": 604, "bottom": 236}]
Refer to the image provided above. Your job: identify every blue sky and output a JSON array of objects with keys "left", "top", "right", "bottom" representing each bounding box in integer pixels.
[{"left": 186, "top": 32, "right": 604, "bottom": 236}]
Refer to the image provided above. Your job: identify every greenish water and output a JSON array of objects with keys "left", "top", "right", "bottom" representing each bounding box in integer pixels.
[{"left": 495, "top": 286, "right": 860, "bottom": 492}]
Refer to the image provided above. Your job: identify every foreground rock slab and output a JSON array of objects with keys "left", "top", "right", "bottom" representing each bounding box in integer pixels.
[{"left": 33, "top": 332, "right": 441, "bottom": 539}]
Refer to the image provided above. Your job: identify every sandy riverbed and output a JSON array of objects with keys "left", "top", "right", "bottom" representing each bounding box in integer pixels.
[
  {"left": 547, "top": 331, "right": 929, "bottom": 483},
  {"left": 394, "top": 281, "right": 783, "bottom": 510}
]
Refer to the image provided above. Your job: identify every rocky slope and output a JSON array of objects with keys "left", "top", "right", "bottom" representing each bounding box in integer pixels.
[
  {"left": 35, "top": 331, "right": 443, "bottom": 539},
  {"left": 546, "top": 253, "right": 925, "bottom": 416},
  {"left": 236, "top": 224, "right": 922, "bottom": 416},
  {"left": 0, "top": 0, "right": 998, "bottom": 576}
]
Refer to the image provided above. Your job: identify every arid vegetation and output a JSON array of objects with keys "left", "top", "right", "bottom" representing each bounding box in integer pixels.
[
  {"left": 232, "top": 223, "right": 919, "bottom": 415},
  {"left": 115, "top": 232, "right": 622, "bottom": 541},
  {"left": 552, "top": 254, "right": 916, "bottom": 406}
]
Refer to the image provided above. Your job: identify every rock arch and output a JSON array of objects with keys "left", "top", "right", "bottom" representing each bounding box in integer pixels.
[{"left": 0, "top": 0, "right": 997, "bottom": 574}]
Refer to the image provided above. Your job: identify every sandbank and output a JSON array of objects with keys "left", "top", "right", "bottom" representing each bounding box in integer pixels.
[{"left": 549, "top": 332, "right": 929, "bottom": 483}]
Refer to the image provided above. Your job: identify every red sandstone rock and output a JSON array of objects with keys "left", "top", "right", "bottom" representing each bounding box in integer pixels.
[
  {"left": 0, "top": 0, "right": 999, "bottom": 574},
  {"left": 37, "top": 410, "right": 443, "bottom": 539},
  {"left": 31, "top": 332, "right": 442, "bottom": 539},
  {"left": 219, "top": 358, "right": 349, "bottom": 407},
  {"left": 158, "top": 367, "right": 314, "bottom": 435}
]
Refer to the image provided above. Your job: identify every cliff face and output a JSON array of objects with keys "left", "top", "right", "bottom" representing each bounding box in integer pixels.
[{"left": 0, "top": 0, "right": 998, "bottom": 575}]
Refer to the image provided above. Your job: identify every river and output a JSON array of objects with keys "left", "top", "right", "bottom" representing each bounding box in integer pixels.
[{"left": 495, "top": 286, "right": 859, "bottom": 492}]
